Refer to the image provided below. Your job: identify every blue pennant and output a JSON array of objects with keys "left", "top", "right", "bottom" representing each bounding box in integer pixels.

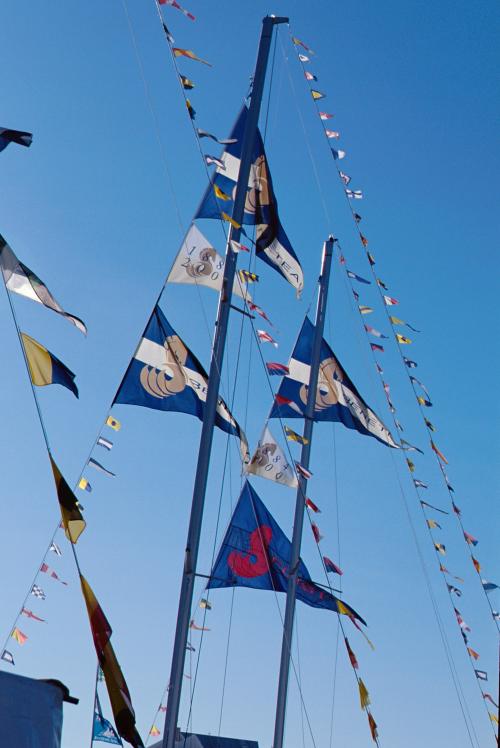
[
  {"left": 114, "top": 305, "right": 248, "bottom": 457},
  {"left": 270, "top": 317, "right": 397, "bottom": 447},
  {"left": 195, "top": 107, "right": 304, "bottom": 296},
  {"left": 208, "top": 481, "right": 365, "bottom": 624},
  {"left": 93, "top": 711, "right": 122, "bottom": 744}
]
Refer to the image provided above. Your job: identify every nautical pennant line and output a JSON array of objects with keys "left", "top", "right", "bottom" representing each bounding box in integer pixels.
[{"left": 289, "top": 26, "right": 498, "bottom": 737}]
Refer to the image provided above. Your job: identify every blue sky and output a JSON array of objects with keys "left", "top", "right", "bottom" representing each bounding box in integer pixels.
[{"left": 1, "top": 1, "right": 499, "bottom": 747}]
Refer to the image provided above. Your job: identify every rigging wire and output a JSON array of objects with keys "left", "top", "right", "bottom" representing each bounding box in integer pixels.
[
  {"left": 327, "top": 423, "right": 342, "bottom": 748},
  {"left": 289, "top": 27, "right": 498, "bottom": 655},
  {"left": 120, "top": 0, "right": 185, "bottom": 236},
  {"left": 115, "top": 7, "right": 312, "bottom": 738},
  {"left": 176, "top": 28, "right": 323, "bottom": 743},
  {"left": 279, "top": 29, "right": 485, "bottom": 747},
  {"left": 340, "top": 239, "right": 498, "bottom": 740},
  {"left": 334, "top": 237, "right": 482, "bottom": 748},
  {"left": 294, "top": 612, "right": 308, "bottom": 748},
  {"left": 1, "top": 9, "right": 320, "bottom": 748},
  {"left": 211, "top": 32, "right": 279, "bottom": 737}
]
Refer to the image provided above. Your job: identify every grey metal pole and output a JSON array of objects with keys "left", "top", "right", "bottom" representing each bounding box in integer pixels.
[
  {"left": 273, "top": 237, "right": 335, "bottom": 748},
  {"left": 163, "top": 16, "right": 288, "bottom": 748}
]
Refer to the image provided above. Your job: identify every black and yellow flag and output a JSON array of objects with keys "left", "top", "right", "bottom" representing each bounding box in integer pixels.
[
  {"left": 179, "top": 74, "right": 194, "bottom": 90},
  {"left": 50, "top": 457, "right": 86, "bottom": 543}
]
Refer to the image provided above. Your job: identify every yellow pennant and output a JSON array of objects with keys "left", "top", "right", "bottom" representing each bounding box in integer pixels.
[
  {"left": 172, "top": 48, "right": 212, "bottom": 66},
  {"left": 214, "top": 184, "right": 231, "bottom": 201},
  {"left": 358, "top": 678, "right": 371, "bottom": 709},
  {"left": 221, "top": 212, "right": 241, "bottom": 229},
  {"left": 396, "top": 333, "right": 412, "bottom": 344},
  {"left": 106, "top": 415, "right": 121, "bottom": 431}
]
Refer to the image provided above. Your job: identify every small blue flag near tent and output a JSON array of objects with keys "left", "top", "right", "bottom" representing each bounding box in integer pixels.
[
  {"left": 208, "top": 481, "right": 365, "bottom": 624},
  {"left": 93, "top": 713, "right": 123, "bottom": 744},
  {"left": 93, "top": 694, "right": 123, "bottom": 744},
  {"left": 269, "top": 317, "right": 397, "bottom": 447}
]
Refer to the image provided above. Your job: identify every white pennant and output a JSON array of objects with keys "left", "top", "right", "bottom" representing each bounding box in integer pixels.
[
  {"left": 167, "top": 224, "right": 251, "bottom": 301},
  {"left": 244, "top": 425, "right": 298, "bottom": 488}
]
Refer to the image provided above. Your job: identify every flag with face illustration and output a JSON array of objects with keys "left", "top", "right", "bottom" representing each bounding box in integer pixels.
[
  {"left": 245, "top": 425, "right": 298, "bottom": 488},
  {"left": 167, "top": 225, "right": 252, "bottom": 301},
  {"left": 195, "top": 107, "right": 304, "bottom": 296},
  {"left": 208, "top": 481, "right": 365, "bottom": 623},
  {"left": 114, "top": 305, "right": 248, "bottom": 461},
  {"left": 269, "top": 317, "right": 397, "bottom": 447}
]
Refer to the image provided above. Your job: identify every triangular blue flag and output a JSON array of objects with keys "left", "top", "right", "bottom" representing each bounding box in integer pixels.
[
  {"left": 208, "top": 481, "right": 365, "bottom": 624},
  {"left": 93, "top": 704, "right": 123, "bottom": 745},
  {"left": 113, "top": 305, "right": 248, "bottom": 460},
  {"left": 195, "top": 107, "right": 304, "bottom": 296},
  {"left": 269, "top": 317, "right": 397, "bottom": 447}
]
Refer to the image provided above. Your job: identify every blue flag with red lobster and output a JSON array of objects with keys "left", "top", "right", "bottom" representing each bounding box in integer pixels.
[
  {"left": 208, "top": 481, "right": 365, "bottom": 624},
  {"left": 269, "top": 317, "right": 397, "bottom": 447}
]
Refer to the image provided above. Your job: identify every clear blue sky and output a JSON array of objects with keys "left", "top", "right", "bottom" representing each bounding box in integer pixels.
[{"left": 1, "top": 1, "right": 498, "bottom": 747}]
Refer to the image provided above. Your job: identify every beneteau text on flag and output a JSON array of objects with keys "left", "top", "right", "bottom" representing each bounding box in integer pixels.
[
  {"left": 195, "top": 107, "right": 304, "bottom": 296},
  {"left": 269, "top": 317, "right": 397, "bottom": 447},
  {"left": 114, "top": 305, "right": 249, "bottom": 462}
]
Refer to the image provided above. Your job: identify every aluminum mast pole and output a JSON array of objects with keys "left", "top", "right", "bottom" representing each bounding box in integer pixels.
[
  {"left": 273, "top": 236, "right": 335, "bottom": 748},
  {"left": 163, "top": 15, "right": 288, "bottom": 748}
]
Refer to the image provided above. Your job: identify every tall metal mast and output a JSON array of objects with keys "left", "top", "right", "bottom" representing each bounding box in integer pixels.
[
  {"left": 163, "top": 15, "right": 288, "bottom": 748},
  {"left": 273, "top": 237, "right": 335, "bottom": 748}
]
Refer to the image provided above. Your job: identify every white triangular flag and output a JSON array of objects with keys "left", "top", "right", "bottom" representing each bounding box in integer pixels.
[
  {"left": 244, "top": 426, "right": 298, "bottom": 488},
  {"left": 167, "top": 224, "right": 251, "bottom": 301}
]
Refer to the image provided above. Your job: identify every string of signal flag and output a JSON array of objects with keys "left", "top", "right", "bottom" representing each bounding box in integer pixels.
[{"left": 289, "top": 30, "right": 499, "bottom": 738}]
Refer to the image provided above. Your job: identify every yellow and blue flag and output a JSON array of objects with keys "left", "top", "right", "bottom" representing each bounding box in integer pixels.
[
  {"left": 21, "top": 333, "right": 78, "bottom": 397},
  {"left": 179, "top": 74, "right": 194, "bottom": 90},
  {"left": 284, "top": 425, "right": 309, "bottom": 445}
]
